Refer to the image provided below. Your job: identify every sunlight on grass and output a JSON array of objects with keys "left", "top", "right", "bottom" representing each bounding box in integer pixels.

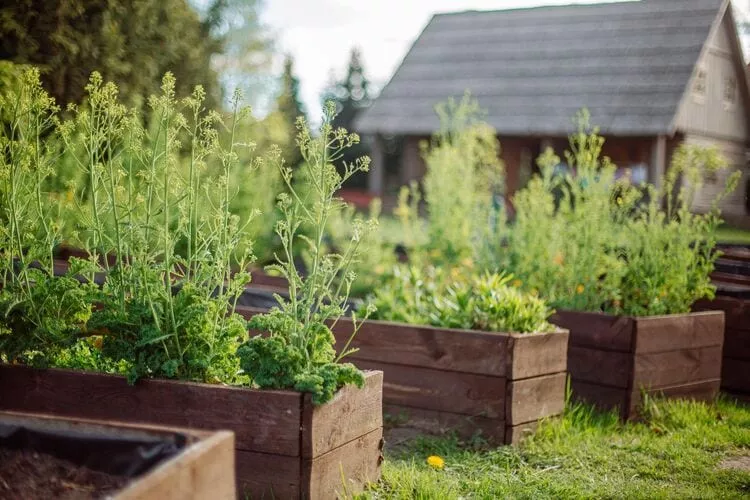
[{"left": 361, "top": 397, "right": 750, "bottom": 499}]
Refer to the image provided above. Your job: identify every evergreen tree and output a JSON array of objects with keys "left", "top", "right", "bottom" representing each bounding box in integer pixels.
[
  {"left": 275, "top": 55, "right": 307, "bottom": 167},
  {"left": 322, "top": 47, "right": 373, "bottom": 187}
]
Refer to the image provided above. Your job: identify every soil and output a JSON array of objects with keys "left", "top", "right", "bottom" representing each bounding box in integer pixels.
[
  {"left": 719, "top": 455, "right": 750, "bottom": 472},
  {"left": 0, "top": 447, "right": 128, "bottom": 500}
]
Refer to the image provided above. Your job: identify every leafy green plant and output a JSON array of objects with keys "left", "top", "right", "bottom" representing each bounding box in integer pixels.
[
  {"left": 238, "top": 103, "right": 376, "bottom": 404},
  {"left": 368, "top": 265, "right": 552, "bottom": 334}
]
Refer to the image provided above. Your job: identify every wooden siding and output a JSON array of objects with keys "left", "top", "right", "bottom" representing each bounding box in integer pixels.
[{"left": 675, "top": 10, "right": 750, "bottom": 143}]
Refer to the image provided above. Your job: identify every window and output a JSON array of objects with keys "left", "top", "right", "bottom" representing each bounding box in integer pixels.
[
  {"left": 723, "top": 75, "right": 737, "bottom": 108},
  {"left": 692, "top": 67, "right": 707, "bottom": 103}
]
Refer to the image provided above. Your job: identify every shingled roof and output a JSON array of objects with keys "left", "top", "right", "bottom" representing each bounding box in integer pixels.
[{"left": 356, "top": 0, "right": 728, "bottom": 136}]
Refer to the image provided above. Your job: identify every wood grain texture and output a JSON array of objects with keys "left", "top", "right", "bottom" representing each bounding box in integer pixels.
[
  {"left": 633, "top": 345, "right": 724, "bottom": 389},
  {"left": 634, "top": 311, "right": 724, "bottom": 354},
  {"left": 693, "top": 297, "right": 750, "bottom": 331},
  {"left": 382, "top": 404, "right": 505, "bottom": 444},
  {"left": 551, "top": 310, "right": 635, "bottom": 352},
  {"left": 568, "top": 345, "right": 632, "bottom": 388},
  {"left": 630, "top": 378, "right": 721, "bottom": 411},
  {"left": 505, "top": 372, "right": 567, "bottom": 425},
  {"left": 118, "top": 431, "right": 235, "bottom": 500},
  {"left": 722, "top": 358, "right": 750, "bottom": 393},
  {"left": 0, "top": 365, "right": 302, "bottom": 456},
  {"left": 352, "top": 360, "right": 506, "bottom": 418},
  {"left": 333, "top": 318, "right": 513, "bottom": 377},
  {"left": 569, "top": 380, "right": 629, "bottom": 419},
  {"left": 507, "top": 330, "right": 569, "bottom": 379},
  {"left": 505, "top": 420, "right": 541, "bottom": 445},
  {"left": 234, "top": 450, "right": 300, "bottom": 499},
  {"left": 303, "top": 427, "right": 384, "bottom": 500},
  {"left": 303, "top": 371, "right": 383, "bottom": 458}
]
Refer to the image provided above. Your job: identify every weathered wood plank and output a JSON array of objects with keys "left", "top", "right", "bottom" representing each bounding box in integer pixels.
[
  {"left": 693, "top": 297, "right": 750, "bottom": 331},
  {"left": 634, "top": 311, "right": 724, "bottom": 354},
  {"left": 303, "top": 371, "right": 383, "bottom": 458},
  {"left": 722, "top": 358, "right": 750, "bottom": 393},
  {"left": 551, "top": 310, "right": 635, "bottom": 352},
  {"left": 382, "top": 404, "right": 505, "bottom": 444},
  {"left": 303, "top": 427, "right": 383, "bottom": 500},
  {"left": 568, "top": 345, "right": 632, "bottom": 388},
  {"left": 235, "top": 450, "right": 300, "bottom": 499},
  {"left": 630, "top": 378, "right": 721, "bottom": 411},
  {"left": 118, "top": 431, "right": 235, "bottom": 500},
  {"left": 507, "top": 330, "right": 569, "bottom": 380},
  {"left": 633, "top": 345, "right": 724, "bottom": 389},
  {"left": 505, "top": 372, "right": 567, "bottom": 425},
  {"left": 0, "top": 364, "right": 302, "bottom": 456},
  {"left": 569, "top": 379, "right": 629, "bottom": 418},
  {"left": 725, "top": 328, "right": 750, "bottom": 360},
  {"left": 352, "top": 360, "right": 506, "bottom": 418},
  {"left": 332, "top": 318, "right": 512, "bottom": 377},
  {"left": 505, "top": 420, "right": 540, "bottom": 445}
]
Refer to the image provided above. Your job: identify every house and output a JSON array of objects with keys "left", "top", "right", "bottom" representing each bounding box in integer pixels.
[{"left": 355, "top": 0, "right": 750, "bottom": 222}]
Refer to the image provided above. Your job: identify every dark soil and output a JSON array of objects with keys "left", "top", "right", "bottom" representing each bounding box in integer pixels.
[{"left": 0, "top": 447, "right": 127, "bottom": 500}]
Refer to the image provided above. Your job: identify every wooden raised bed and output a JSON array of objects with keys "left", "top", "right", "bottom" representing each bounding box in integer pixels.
[
  {"left": 0, "top": 410, "right": 235, "bottom": 500},
  {"left": 0, "top": 365, "right": 383, "bottom": 499},
  {"left": 550, "top": 310, "right": 725, "bottom": 420},
  {"left": 694, "top": 292, "right": 750, "bottom": 403},
  {"left": 331, "top": 317, "right": 569, "bottom": 444}
]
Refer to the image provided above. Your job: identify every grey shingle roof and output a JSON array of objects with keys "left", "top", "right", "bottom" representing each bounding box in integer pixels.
[{"left": 356, "top": 0, "right": 726, "bottom": 136}]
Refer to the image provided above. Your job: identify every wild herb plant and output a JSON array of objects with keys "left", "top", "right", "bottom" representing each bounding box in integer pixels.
[
  {"left": 57, "top": 72, "right": 262, "bottom": 383},
  {"left": 506, "top": 111, "right": 636, "bottom": 312},
  {"left": 368, "top": 265, "right": 552, "bottom": 334},
  {"left": 618, "top": 145, "right": 739, "bottom": 315},
  {"left": 238, "top": 103, "right": 375, "bottom": 404},
  {"left": 418, "top": 93, "right": 504, "bottom": 268},
  {"left": 0, "top": 68, "right": 95, "bottom": 364}
]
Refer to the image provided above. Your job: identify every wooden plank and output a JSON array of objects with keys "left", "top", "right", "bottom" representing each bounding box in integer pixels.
[
  {"left": 333, "top": 318, "right": 513, "bottom": 377},
  {"left": 550, "top": 310, "right": 635, "bottom": 352},
  {"left": 569, "top": 379, "right": 629, "bottom": 419},
  {"left": 634, "top": 311, "right": 724, "bottom": 354},
  {"left": 302, "top": 371, "right": 383, "bottom": 458},
  {"left": 633, "top": 345, "right": 724, "bottom": 389},
  {"left": 117, "top": 431, "right": 235, "bottom": 500},
  {"left": 351, "top": 360, "right": 506, "bottom": 418},
  {"left": 631, "top": 378, "right": 721, "bottom": 411},
  {"left": 382, "top": 404, "right": 505, "bottom": 444},
  {"left": 567, "top": 345, "right": 632, "bottom": 388},
  {"left": 505, "top": 420, "right": 540, "bottom": 445},
  {"left": 507, "top": 330, "right": 569, "bottom": 380},
  {"left": 693, "top": 297, "right": 750, "bottom": 331},
  {"left": 249, "top": 269, "right": 289, "bottom": 289},
  {"left": 505, "top": 372, "right": 567, "bottom": 425},
  {"left": 235, "top": 450, "right": 300, "bottom": 499},
  {"left": 725, "top": 329, "right": 750, "bottom": 361},
  {"left": 0, "top": 364, "right": 302, "bottom": 456},
  {"left": 303, "top": 427, "right": 383, "bottom": 500},
  {"left": 721, "top": 358, "right": 750, "bottom": 393}
]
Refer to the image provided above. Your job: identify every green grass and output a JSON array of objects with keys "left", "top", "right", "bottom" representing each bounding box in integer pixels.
[
  {"left": 360, "top": 397, "right": 750, "bottom": 499},
  {"left": 717, "top": 225, "right": 750, "bottom": 245}
]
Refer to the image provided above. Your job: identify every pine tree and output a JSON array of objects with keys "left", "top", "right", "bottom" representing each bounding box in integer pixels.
[
  {"left": 275, "top": 55, "right": 307, "bottom": 167},
  {"left": 322, "top": 47, "right": 373, "bottom": 187}
]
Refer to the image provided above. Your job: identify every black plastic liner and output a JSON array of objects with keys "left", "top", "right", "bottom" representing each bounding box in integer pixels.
[{"left": 0, "top": 422, "right": 187, "bottom": 478}]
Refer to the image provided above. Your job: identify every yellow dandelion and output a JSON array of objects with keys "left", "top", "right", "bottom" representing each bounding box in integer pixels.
[
  {"left": 426, "top": 455, "right": 445, "bottom": 470},
  {"left": 576, "top": 284, "right": 585, "bottom": 294}
]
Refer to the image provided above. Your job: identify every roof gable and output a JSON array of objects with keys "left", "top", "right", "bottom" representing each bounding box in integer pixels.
[{"left": 357, "top": 0, "right": 728, "bottom": 136}]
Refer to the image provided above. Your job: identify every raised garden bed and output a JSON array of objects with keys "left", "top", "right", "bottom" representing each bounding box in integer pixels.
[
  {"left": 0, "top": 410, "right": 234, "bottom": 499},
  {"left": 0, "top": 365, "right": 383, "bottom": 499},
  {"left": 550, "top": 310, "right": 725, "bottom": 420},
  {"left": 694, "top": 286, "right": 750, "bottom": 403}
]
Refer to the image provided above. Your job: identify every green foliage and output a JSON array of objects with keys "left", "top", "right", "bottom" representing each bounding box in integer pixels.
[
  {"left": 238, "top": 103, "right": 375, "bottom": 404},
  {"left": 275, "top": 56, "right": 307, "bottom": 168},
  {"left": 405, "top": 93, "right": 504, "bottom": 268},
  {"left": 505, "top": 111, "right": 739, "bottom": 316},
  {"left": 368, "top": 265, "right": 552, "bottom": 334}
]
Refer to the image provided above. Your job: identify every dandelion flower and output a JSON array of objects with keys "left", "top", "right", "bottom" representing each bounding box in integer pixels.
[
  {"left": 427, "top": 455, "right": 445, "bottom": 470},
  {"left": 576, "top": 284, "right": 585, "bottom": 294}
]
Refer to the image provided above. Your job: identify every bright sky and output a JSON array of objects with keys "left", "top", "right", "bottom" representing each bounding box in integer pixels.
[{"left": 262, "top": 0, "right": 750, "bottom": 117}]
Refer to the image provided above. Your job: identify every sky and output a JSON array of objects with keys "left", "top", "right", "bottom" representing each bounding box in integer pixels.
[{"left": 262, "top": 0, "right": 750, "bottom": 118}]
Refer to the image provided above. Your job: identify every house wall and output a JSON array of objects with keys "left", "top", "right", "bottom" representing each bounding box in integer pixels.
[{"left": 674, "top": 9, "right": 750, "bottom": 220}]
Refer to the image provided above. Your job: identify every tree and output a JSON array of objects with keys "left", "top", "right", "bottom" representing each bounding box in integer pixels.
[
  {"left": 322, "top": 47, "right": 374, "bottom": 187},
  {"left": 0, "top": 0, "right": 272, "bottom": 108},
  {"left": 275, "top": 55, "right": 307, "bottom": 167}
]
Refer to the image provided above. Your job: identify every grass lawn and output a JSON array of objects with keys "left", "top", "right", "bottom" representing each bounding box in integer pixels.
[
  {"left": 717, "top": 225, "right": 750, "bottom": 245},
  {"left": 360, "top": 397, "right": 750, "bottom": 499}
]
